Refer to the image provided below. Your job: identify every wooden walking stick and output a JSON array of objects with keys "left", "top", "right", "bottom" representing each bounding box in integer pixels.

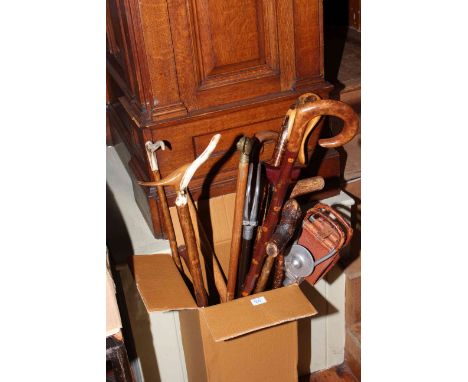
[
  {"left": 139, "top": 134, "right": 221, "bottom": 307},
  {"left": 255, "top": 176, "right": 326, "bottom": 292},
  {"left": 241, "top": 96, "right": 360, "bottom": 296},
  {"left": 187, "top": 193, "right": 228, "bottom": 303},
  {"left": 144, "top": 140, "right": 182, "bottom": 272},
  {"left": 226, "top": 136, "right": 253, "bottom": 301},
  {"left": 240, "top": 93, "right": 322, "bottom": 295},
  {"left": 262, "top": 175, "right": 325, "bottom": 289},
  {"left": 254, "top": 199, "right": 302, "bottom": 293},
  {"left": 236, "top": 130, "right": 278, "bottom": 297}
]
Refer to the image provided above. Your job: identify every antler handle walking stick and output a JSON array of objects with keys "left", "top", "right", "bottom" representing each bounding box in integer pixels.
[
  {"left": 144, "top": 140, "right": 183, "bottom": 272},
  {"left": 139, "top": 134, "right": 221, "bottom": 307},
  {"left": 226, "top": 137, "right": 254, "bottom": 301},
  {"left": 241, "top": 97, "right": 359, "bottom": 296}
]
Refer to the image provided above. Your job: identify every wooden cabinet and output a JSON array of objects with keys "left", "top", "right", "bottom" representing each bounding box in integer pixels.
[{"left": 107, "top": 0, "right": 340, "bottom": 238}]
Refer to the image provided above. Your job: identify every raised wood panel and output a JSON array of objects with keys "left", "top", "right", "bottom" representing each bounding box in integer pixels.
[
  {"left": 167, "top": 0, "right": 296, "bottom": 112},
  {"left": 107, "top": 0, "right": 137, "bottom": 97},
  {"left": 192, "top": 0, "right": 278, "bottom": 86},
  {"left": 107, "top": 0, "right": 126, "bottom": 70},
  {"left": 199, "top": 0, "right": 262, "bottom": 70},
  {"left": 139, "top": 0, "right": 184, "bottom": 110},
  {"left": 293, "top": 0, "right": 323, "bottom": 82}
]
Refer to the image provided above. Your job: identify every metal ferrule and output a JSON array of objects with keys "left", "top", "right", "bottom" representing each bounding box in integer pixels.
[
  {"left": 175, "top": 190, "right": 188, "bottom": 207},
  {"left": 242, "top": 224, "right": 256, "bottom": 240},
  {"left": 237, "top": 136, "right": 253, "bottom": 164}
]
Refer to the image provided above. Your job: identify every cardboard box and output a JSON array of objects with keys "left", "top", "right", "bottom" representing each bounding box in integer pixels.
[
  {"left": 109, "top": 147, "right": 352, "bottom": 380},
  {"left": 118, "top": 191, "right": 354, "bottom": 381},
  {"left": 133, "top": 254, "right": 317, "bottom": 382}
]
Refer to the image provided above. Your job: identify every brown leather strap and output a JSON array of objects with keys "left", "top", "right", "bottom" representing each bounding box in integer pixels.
[{"left": 297, "top": 203, "right": 353, "bottom": 285}]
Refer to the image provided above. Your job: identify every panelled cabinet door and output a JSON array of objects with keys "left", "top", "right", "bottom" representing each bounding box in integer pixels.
[
  {"left": 167, "top": 0, "right": 300, "bottom": 111},
  {"left": 107, "top": 0, "right": 147, "bottom": 107}
]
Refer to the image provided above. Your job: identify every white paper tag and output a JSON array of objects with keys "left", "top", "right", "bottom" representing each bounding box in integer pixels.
[{"left": 250, "top": 296, "right": 267, "bottom": 306}]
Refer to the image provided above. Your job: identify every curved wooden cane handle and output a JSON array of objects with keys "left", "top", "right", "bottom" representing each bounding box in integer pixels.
[
  {"left": 288, "top": 99, "right": 359, "bottom": 153},
  {"left": 255, "top": 130, "right": 279, "bottom": 144}
]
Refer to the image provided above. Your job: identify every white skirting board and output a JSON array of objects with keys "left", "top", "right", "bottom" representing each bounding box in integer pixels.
[{"left": 107, "top": 145, "right": 355, "bottom": 380}]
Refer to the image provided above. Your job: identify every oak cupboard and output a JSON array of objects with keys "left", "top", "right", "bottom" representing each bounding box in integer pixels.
[{"left": 107, "top": 0, "right": 340, "bottom": 237}]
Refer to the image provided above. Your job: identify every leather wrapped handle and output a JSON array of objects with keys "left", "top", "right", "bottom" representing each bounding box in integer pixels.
[{"left": 287, "top": 99, "right": 359, "bottom": 152}]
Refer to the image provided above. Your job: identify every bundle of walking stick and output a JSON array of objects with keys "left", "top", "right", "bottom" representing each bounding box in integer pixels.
[{"left": 140, "top": 93, "right": 359, "bottom": 307}]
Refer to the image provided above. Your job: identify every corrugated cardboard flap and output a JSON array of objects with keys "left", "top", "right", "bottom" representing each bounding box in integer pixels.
[
  {"left": 133, "top": 254, "right": 197, "bottom": 312},
  {"left": 200, "top": 284, "right": 317, "bottom": 342}
]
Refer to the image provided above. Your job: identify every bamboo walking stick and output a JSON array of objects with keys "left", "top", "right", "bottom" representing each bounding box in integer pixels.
[
  {"left": 144, "top": 140, "right": 182, "bottom": 271},
  {"left": 139, "top": 134, "right": 221, "bottom": 307},
  {"left": 226, "top": 136, "right": 253, "bottom": 301},
  {"left": 241, "top": 96, "right": 359, "bottom": 296}
]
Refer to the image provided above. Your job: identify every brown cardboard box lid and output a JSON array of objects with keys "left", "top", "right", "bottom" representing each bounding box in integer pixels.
[
  {"left": 133, "top": 254, "right": 198, "bottom": 312},
  {"left": 200, "top": 284, "right": 317, "bottom": 342}
]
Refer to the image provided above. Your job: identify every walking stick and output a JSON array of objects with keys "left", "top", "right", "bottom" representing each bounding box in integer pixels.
[
  {"left": 144, "top": 140, "right": 182, "bottom": 272},
  {"left": 226, "top": 136, "right": 253, "bottom": 301},
  {"left": 240, "top": 93, "right": 322, "bottom": 295},
  {"left": 269, "top": 175, "right": 326, "bottom": 288},
  {"left": 139, "top": 134, "right": 221, "bottom": 307},
  {"left": 254, "top": 199, "right": 302, "bottom": 293},
  {"left": 241, "top": 97, "right": 359, "bottom": 296},
  {"left": 235, "top": 130, "right": 278, "bottom": 297},
  {"left": 255, "top": 176, "right": 326, "bottom": 292},
  {"left": 187, "top": 193, "right": 228, "bottom": 303}
]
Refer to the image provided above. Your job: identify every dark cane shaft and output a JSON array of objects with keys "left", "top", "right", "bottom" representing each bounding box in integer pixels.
[{"left": 177, "top": 203, "right": 209, "bottom": 307}]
